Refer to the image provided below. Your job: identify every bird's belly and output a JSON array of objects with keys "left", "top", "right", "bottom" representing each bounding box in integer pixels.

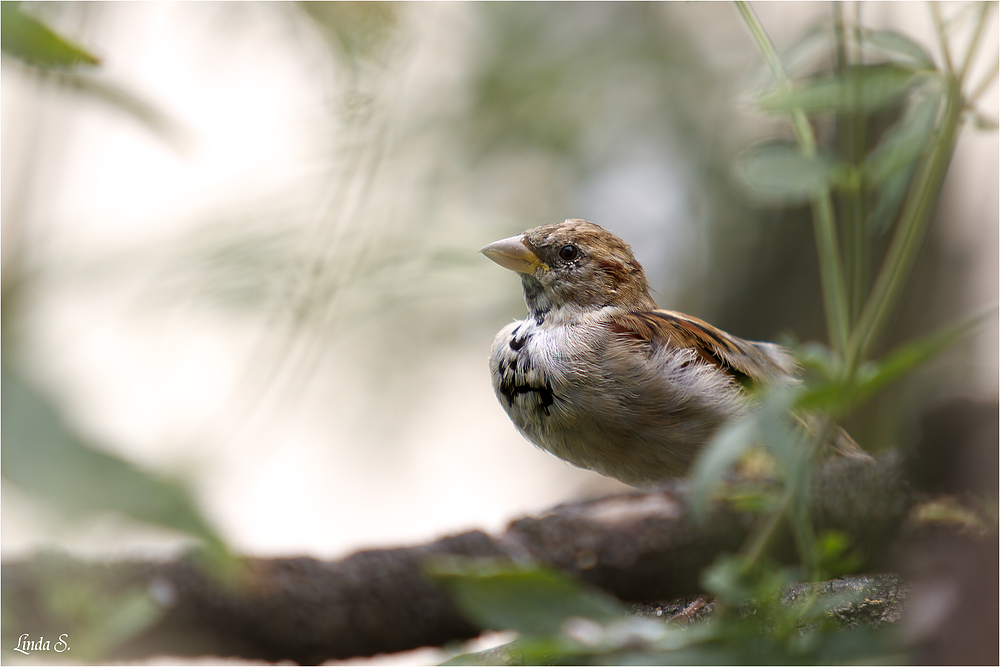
[{"left": 489, "top": 320, "right": 743, "bottom": 485}]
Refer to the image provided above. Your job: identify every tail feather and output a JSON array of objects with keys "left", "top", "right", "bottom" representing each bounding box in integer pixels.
[
  {"left": 828, "top": 423, "right": 873, "bottom": 461},
  {"left": 797, "top": 414, "right": 873, "bottom": 462}
]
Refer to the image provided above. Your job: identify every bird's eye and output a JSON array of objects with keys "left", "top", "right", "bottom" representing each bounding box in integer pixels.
[{"left": 558, "top": 244, "right": 578, "bottom": 261}]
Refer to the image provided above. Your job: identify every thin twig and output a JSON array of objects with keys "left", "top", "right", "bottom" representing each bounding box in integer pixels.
[
  {"left": 930, "top": 2, "right": 955, "bottom": 75},
  {"left": 834, "top": 2, "right": 868, "bottom": 327},
  {"left": 967, "top": 55, "right": 999, "bottom": 106},
  {"left": 958, "top": 2, "right": 994, "bottom": 84}
]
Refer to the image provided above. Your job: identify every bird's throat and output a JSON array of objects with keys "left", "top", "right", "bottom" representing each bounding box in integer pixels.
[{"left": 521, "top": 274, "right": 558, "bottom": 324}]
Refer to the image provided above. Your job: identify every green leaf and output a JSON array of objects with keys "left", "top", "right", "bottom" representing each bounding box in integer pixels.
[
  {"left": 690, "top": 385, "right": 804, "bottom": 521},
  {"left": 746, "top": 22, "right": 832, "bottom": 89},
  {"left": 794, "top": 342, "right": 843, "bottom": 380},
  {"left": 738, "top": 143, "right": 834, "bottom": 205},
  {"left": 1, "top": 2, "right": 100, "bottom": 69},
  {"left": 700, "top": 554, "right": 792, "bottom": 608},
  {"left": 861, "top": 29, "right": 936, "bottom": 69},
  {"left": 866, "top": 94, "right": 940, "bottom": 185},
  {"left": 864, "top": 93, "right": 940, "bottom": 235},
  {"left": 754, "top": 390, "right": 806, "bottom": 466},
  {"left": 815, "top": 530, "right": 864, "bottom": 578},
  {"left": 0, "top": 366, "right": 226, "bottom": 551},
  {"left": 427, "top": 559, "right": 626, "bottom": 637},
  {"left": 759, "top": 65, "right": 924, "bottom": 114},
  {"left": 856, "top": 307, "right": 997, "bottom": 396},
  {"left": 972, "top": 112, "right": 999, "bottom": 131},
  {"left": 867, "top": 165, "right": 917, "bottom": 237},
  {"left": 689, "top": 416, "right": 758, "bottom": 521},
  {"left": 798, "top": 306, "right": 998, "bottom": 413},
  {"left": 778, "top": 23, "right": 835, "bottom": 78}
]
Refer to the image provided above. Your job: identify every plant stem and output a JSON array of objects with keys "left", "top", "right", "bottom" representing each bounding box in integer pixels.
[
  {"left": 736, "top": 0, "right": 850, "bottom": 355},
  {"left": 742, "top": 485, "right": 795, "bottom": 564},
  {"left": 812, "top": 197, "right": 850, "bottom": 356},
  {"left": 834, "top": 3, "right": 868, "bottom": 327},
  {"left": 958, "top": 2, "right": 994, "bottom": 84},
  {"left": 741, "top": 419, "right": 829, "bottom": 568},
  {"left": 930, "top": 2, "right": 955, "bottom": 74},
  {"left": 848, "top": 76, "right": 964, "bottom": 365}
]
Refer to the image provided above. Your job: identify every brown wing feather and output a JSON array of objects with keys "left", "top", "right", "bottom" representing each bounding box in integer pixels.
[{"left": 609, "top": 309, "right": 797, "bottom": 386}]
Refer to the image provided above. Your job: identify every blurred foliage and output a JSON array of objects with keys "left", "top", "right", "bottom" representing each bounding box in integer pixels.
[
  {"left": 758, "top": 64, "right": 930, "bottom": 114},
  {"left": 1, "top": 366, "right": 228, "bottom": 555},
  {"left": 298, "top": 1, "right": 399, "bottom": 68},
  {"left": 432, "top": 559, "right": 900, "bottom": 665},
  {"left": 797, "top": 306, "right": 997, "bottom": 417},
  {"left": 738, "top": 143, "right": 835, "bottom": 205},
  {"left": 721, "top": 5, "right": 996, "bottom": 451},
  {"left": 2, "top": 0, "right": 227, "bottom": 556},
  {"left": 691, "top": 0, "right": 996, "bottom": 651},
  {"left": 1, "top": 1, "right": 99, "bottom": 69},
  {"left": 431, "top": 558, "right": 627, "bottom": 638},
  {"left": 1, "top": 13, "right": 232, "bottom": 654},
  {"left": 2, "top": 555, "right": 166, "bottom": 663},
  {"left": 0, "top": 2, "right": 188, "bottom": 147},
  {"left": 466, "top": 3, "right": 699, "bottom": 160},
  {"left": 689, "top": 385, "right": 802, "bottom": 524}
]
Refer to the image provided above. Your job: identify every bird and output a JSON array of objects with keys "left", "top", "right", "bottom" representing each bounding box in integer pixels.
[{"left": 480, "top": 219, "right": 867, "bottom": 486}]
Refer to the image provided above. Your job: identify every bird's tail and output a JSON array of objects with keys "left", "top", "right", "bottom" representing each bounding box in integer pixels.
[
  {"left": 828, "top": 423, "right": 873, "bottom": 461},
  {"left": 797, "top": 413, "right": 873, "bottom": 462}
]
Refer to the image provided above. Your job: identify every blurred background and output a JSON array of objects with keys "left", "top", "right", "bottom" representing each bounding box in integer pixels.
[{"left": 2, "top": 1, "right": 996, "bottom": 562}]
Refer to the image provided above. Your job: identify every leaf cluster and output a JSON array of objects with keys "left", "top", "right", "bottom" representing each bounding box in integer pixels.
[
  {"left": 431, "top": 559, "right": 897, "bottom": 665},
  {"left": 695, "top": 0, "right": 996, "bottom": 643}
]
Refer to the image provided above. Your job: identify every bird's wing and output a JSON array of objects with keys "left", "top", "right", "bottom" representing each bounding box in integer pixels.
[{"left": 609, "top": 309, "right": 798, "bottom": 386}]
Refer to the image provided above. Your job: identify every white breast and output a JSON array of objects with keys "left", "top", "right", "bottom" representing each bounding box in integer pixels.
[{"left": 488, "top": 311, "right": 750, "bottom": 485}]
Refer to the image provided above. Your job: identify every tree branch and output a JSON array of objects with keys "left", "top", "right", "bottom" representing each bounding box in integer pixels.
[{"left": 3, "top": 456, "right": 916, "bottom": 664}]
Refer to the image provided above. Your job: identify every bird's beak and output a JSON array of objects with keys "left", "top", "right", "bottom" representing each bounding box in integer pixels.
[
  {"left": 479, "top": 234, "right": 549, "bottom": 274},
  {"left": 479, "top": 235, "right": 548, "bottom": 274}
]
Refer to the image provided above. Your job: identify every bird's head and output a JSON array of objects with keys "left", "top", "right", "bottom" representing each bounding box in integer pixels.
[{"left": 481, "top": 219, "right": 656, "bottom": 321}]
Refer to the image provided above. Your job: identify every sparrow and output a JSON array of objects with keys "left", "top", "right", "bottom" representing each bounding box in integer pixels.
[{"left": 481, "top": 219, "right": 866, "bottom": 486}]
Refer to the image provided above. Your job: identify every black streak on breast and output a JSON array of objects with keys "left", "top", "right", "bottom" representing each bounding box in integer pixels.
[
  {"left": 509, "top": 331, "right": 531, "bottom": 350},
  {"left": 497, "top": 346, "right": 555, "bottom": 415},
  {"left": 499, "top": 379, "right": 556, "bottom": 415}
]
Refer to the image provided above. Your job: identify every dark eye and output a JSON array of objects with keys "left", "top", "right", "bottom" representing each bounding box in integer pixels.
[{"left": 558, "top": 244, "right": 578, "bottom": 261}]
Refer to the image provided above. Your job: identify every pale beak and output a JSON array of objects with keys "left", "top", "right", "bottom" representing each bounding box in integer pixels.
[{"left": 480, "top": 235, "right": 549, "bottom": 274}]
